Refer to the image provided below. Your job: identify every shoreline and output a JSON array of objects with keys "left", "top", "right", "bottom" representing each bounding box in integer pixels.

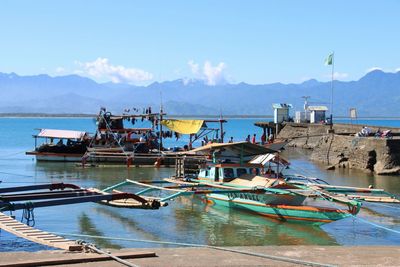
[{"left": 0, "top": 246, "right": 399, "bottom": 266}]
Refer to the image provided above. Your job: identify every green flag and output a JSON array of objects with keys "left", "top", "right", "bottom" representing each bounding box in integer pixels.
[{"left": 325, "top": 53, "right": 333, "bottom": 65}]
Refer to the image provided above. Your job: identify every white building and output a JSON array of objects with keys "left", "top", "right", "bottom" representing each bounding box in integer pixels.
[
  {"left": 307, "top": 106, "right": 328, "bottom": 123},
  {"left": 272, "top": 103, "right": 292, "bottom": 123}
]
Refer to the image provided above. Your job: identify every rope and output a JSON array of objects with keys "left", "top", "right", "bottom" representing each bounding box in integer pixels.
[
  {"left": 76, "top": 240, "right": 139, "bottom": 267},
  {"left": 0, "top": 150, "right": 26, "bottom": 159},
  {"left": 21, "top": 202, "right": 35, "bottom": 227},
  {"left": 350, "top": 215, "right": 400, "bottom": 235},
  {"left": 306, "top": 188, "right": 400, "bottom": 236},
  {"left": 361, "top": 200, "right": 400, "bottom": 210},
  {"left": 0, "top": 171, "right": 34, "bottom": 177},
  {"left": 52, "top": 232, "right": 335, "bottom": 267}
]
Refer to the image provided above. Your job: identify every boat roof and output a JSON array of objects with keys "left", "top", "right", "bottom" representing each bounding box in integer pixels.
[
  {"left": 36, "top": 129, "right": 87, "bottom": 139},
  {"left": 249, "top": 153, "right": 290, "bottom": 166},
  {"left": 98, "top": 127, "right": 152, "bottom": 132},
  {"left": 189, "top": 141, "right": 277, "bottom": 156},
  {"left": 212, "top": 163, "right": 263, "bottom": 168}
]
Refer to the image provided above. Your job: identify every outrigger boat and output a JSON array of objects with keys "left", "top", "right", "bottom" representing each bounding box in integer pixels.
[
  {"left": 98, "top": 142, "right": 362, "bottom": 225},
  {"left": 100, "top": 142, "right": 399, "bottom": 224}
]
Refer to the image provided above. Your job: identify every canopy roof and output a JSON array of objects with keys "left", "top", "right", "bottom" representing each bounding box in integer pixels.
[
  {"left": 161, "top": 119, "right": 204, "bottom": 134},
  {"left": 249, "top": 153, "right": 290, "bottom": 166},
  {"left": 189, "top": 141, "right": 277, "bottom": 157},
  {"left": 37, "top": 129, "right": 87, "bottom": 139}
]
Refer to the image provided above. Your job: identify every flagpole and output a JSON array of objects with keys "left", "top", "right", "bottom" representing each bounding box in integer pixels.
[{"left": 330, "top": 52, "right": 334, "bottom": 128}]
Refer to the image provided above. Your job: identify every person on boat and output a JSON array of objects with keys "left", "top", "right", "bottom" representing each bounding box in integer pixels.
[
  {"left": 56, "top": 139, "right": 63, "bottom": 146},
  {"left": 268, "top": 134, "right": 274, "bottom": 143},
  {"left": 228, "top": 137, "right": 234, "bottom": 143},
  {"left": 252, "top": 134, "right": 256, "bottom": 144},
  {"left": 261, "top": 133, "right": 267, "bottom": 145},
  {"left": 245, "top": 135, "right": 250, "bottom": 142}
]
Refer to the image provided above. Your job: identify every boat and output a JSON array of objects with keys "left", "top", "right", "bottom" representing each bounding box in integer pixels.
[
  {"left": 100, "top": 142, "right": 361, "bottom": 225},
  {"left": 83, "top": 107, "right": 227, "bottom": 167},
  {"left": 180, "top": 162, "right": 360, "bottom": 224},
  {"left": 25, "top": 129, "right": 90, "bottom": 162}
]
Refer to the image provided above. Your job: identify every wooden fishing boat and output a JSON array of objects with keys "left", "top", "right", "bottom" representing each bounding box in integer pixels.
[
  {"left": 26, "top": 129, "right": 90, "bottom": 162},
  {"left": 180, "top": 162, "right": 360, "bottom": 224}
]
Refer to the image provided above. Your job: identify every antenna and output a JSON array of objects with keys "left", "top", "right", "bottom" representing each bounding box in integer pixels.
[
  {"left": 301, "top": 96, "right": 311, "bottom": 111},
  {"left": 301, "top": 96, "right": 311, "bottom": 122}
]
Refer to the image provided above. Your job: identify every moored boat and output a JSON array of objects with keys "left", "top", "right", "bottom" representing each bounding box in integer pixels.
[
  {"left": 187, "top": 162, "right": 360, "bottom": 224},
  {"left": 25, "top": 129, "right": 90, "bottom": 162}
]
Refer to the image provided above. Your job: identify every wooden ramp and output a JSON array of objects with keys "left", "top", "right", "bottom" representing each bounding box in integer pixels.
[{"left": 0, "top": 212, "right": 82, "bottom": 251}]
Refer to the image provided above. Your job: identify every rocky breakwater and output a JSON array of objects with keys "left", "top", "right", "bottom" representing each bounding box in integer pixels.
[{"left": 278, "top": 122, "right": 400, "bottom": 175}]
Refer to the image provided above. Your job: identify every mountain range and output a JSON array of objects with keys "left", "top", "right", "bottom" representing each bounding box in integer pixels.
[{"left": 0, "top": 70, "right": 399, "bottom": 116}]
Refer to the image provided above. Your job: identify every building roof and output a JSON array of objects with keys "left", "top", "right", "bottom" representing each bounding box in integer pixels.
[
  {"left": 307, "top": 106, "right": 328, "bottom": 111},
  {"left": 272, "top": 103, "right": 292, "bottom": 109}
]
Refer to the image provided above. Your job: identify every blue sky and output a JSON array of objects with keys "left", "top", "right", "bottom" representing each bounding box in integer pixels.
[{"left": 0, "top": 0, "right": 399, "bottom": 85}]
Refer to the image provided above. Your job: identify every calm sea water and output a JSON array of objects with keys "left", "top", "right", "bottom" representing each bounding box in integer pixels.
[{"left": 0, "top": 118, "right": 400, "bottom": 251}]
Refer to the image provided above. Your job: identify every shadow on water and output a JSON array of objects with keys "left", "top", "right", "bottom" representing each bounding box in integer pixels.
[
  {"left": 78, "top": 212, "right": 121, "bottom": 249},
  {"left": 93, "top": 206, "right": 163, "bottom": 242}
]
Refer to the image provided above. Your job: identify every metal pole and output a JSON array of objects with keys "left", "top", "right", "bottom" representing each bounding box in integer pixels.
[
  {"left": 159, "top": 105, "right": 163, "bottom": 150},
  {"left": 220, "top": 119, "right": 224, "bottom": 143},
  {"left": 330, "top": 52, "right": 335, "bottom": 129}
]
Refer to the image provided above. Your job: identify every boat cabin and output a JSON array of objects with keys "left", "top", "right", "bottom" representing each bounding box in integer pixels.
[
  {"left": 198, "top": 163, "right": 264, "bottom": 183},
  {"left": 26, "top": 129, "right": 90, "bottom": 161}
]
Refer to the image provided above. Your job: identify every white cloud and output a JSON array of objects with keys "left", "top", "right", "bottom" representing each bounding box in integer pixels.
[
  {"left": 333, "top": 72, "right": 349, "bottom": 79},
  {"left": 395, "top": 67, "right": 400, "bottom": 73},
  {"left": 76, "top": 58, "right": 153, "bottom": 84},
  {"left": 55, "top": 67, "right": 65, "bottom": 73},
  {"left": 323, "top": 72, "right": 349, "bottom": 80},
  {"left": 188, "top": 60, "right": 227, "bottom": 85},
  {"left": 366, "top": 67, "right": 383, "bottom": 73},
  {"left": 188, "top": 60, "right": 200, "bottom": 75}
]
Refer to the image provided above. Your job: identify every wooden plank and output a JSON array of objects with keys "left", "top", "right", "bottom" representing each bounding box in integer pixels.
[
  {"left": 0, "top": 212, "right": 82, "bottom": 251},
  {"left": 0, "top": 251, "right": 157, "bottom": 267}
]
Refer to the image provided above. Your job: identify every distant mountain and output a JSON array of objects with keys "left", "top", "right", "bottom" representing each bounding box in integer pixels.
[{"left": 0, "top": 70, "right": 399, "bottom": 116}]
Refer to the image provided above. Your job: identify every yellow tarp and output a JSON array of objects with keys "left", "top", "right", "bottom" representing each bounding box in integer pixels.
[{"left": 161, "top": 119, "right": 204, "bottom": 134}]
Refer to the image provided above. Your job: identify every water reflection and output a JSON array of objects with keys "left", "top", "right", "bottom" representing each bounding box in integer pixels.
[
  {"left": 2, "top": 146, "right": 400, "bottom": 252},
  {"left": 172, "top": 197, "right": 337, "bottom": 246},
  {"left": 78, "top": 212, "right": 121, "bottom": 249}
]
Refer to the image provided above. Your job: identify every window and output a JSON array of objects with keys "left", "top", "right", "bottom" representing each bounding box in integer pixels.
[
  {"left": 237, "top": 168, "right": 247, "bottom": 177},
  {"left": 223, "top": 168, "right": 234, "bottom": 178},
  {"left": 250, "top": 168, "right": 260, "bottom": 175}
]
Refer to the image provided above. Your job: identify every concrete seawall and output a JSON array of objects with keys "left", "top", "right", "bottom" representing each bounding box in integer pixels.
[{"left": 278, "top": 122, "right": 400, "bottom": 175}]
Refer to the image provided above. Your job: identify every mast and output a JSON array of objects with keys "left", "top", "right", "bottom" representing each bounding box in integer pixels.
[
  {"left": 219, "top": 111, "right": 224, "bottom": 143},
  {"left": 159, "top": 93, "right": 164, "bottom": 151}
]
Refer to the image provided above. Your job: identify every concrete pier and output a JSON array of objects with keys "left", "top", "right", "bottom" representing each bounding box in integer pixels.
[{"left": 278, "top": 122, "right": 400, "bottom": 175}]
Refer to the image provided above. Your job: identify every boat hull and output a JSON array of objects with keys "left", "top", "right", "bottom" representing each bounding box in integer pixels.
[
  {"left": 26, "top": 151, "right": 84, "bottom": 162},
  {"left": 207, "top": 193, "right": 352, "bottom": 224}
]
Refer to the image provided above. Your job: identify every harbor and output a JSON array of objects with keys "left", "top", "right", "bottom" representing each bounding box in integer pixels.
[{"left": 1, "top": 118, "right": 400, "bottom": 253}]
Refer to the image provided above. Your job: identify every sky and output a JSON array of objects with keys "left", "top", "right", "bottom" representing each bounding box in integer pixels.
[{"left": 0, "top": 0, "right": 399, "bottom": 85}]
